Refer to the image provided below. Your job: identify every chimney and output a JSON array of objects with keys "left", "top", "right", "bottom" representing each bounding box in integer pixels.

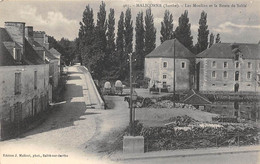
[
  {"left": 25, "top": 26, "right": 34, "bottom": 45},
  {"left": 5, "top": 22, "right": 25, "bottom": 54}
]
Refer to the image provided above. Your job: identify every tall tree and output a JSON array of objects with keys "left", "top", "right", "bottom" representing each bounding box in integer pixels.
[
  {"left": 135, "top": 11, "right": 145, "bottom": 70},
  {"left": 209, "top": 33, "right": 214, "bottom": 48},
  {"left": 215, "top": 33, "right": 221, "bottom": 43},
  {"left": 175, "top": 10, "right": 193, "bottom": 51},
  {"left": 144, "top": 8, "right": 156, "bottom": 55},
  {"left": 160, "top": 10, "right": 174, "bottom": 43},
  {"left": 116, "top": 12, "right": 125, "bottom": 79},
  {"left": 196, "top": 11, "right": 209, "bottom": 53},
  {"left": 125, "top": 8, "right": 133, "bottom": 55},
  {"left": 91, "top": 1, "right": 107, "bottom": 80},
  {"left": 79, "top": 5, "right": 95, "bottom": 67},
  {"left": 106, "top": 8, "right": 115, "bottom": 57}
]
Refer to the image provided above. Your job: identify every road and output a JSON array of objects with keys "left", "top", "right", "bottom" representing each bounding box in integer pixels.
[{"left": 0, "top": 66, "right": 129, "bottom": 164}]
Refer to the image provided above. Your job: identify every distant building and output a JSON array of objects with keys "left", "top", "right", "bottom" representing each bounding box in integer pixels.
[
  {"left": 0, "top": 22, "right": 50, "bottom": 140},
  {"left": 196, "top": 43, "right": 260, "bottom": 93},
  {"left": 144, "top": 39, "right": 195, "bottom": 92},
  {"left": 24, "top": 27, "right": 59, "bottom": 92},
  {"left": 49, "top": 48, "right": 62, "bottom": 74}
]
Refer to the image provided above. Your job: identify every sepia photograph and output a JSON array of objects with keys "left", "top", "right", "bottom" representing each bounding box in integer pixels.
[{"left": 0, "top": 0, "right": 259, "bottom": 163}]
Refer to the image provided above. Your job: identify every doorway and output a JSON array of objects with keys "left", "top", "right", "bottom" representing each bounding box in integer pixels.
[{"left": 234, "top": 83, "right": 239, "bottom": 92}]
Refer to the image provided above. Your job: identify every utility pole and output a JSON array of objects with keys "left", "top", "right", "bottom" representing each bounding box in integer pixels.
[
  {"left": 129, "top": 53, "right": 133, "bottom": 135},
  {"left": 173, "top": 39, "right": 176, "bottom": 107}
]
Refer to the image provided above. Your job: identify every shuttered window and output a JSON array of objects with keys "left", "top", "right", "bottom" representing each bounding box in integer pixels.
[{"left": 15, "top": 73, "right": 21, "bottom": 94}]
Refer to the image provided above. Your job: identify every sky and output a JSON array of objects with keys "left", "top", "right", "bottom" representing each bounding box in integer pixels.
[{"left": 0, "top": 0, "right": 259, "bottom": 47}]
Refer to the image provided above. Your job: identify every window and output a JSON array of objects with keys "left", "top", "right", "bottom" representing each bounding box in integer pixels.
[
  {"left": 247, "top": 72, "right": 251, "bottom": 79},
  {"left": 181, "top": 62, "right": 186, "bottom": 69},
  {"left": 212, "top": 71, "right": 216, "bottom": 78},
  {"left": 212, "top": 84, "right": 216, "bottom": 86},
  {"left": 15, "top": 72, "right": 21, "bottom": 94},
  {"left": 223, "top": 84, "right": 227, "bottom": 86},
  {"left": 163, "top": 62, "right": 167, "bottom": 68},
  {"left": 224, "top": 62, "right": 228, "bottom": 68},
  {"left": 235, "top": 54, "right": 239, "bottom": 61},
  {"left": 34, "top": 71, "right": 37, "bottom": 89},
  {"left": 235, "top": 62, "right": 239, "bottom": 68},
  {"left": 163, "top": 75, "right": 167, "bottom": 79},
  {"left": 163, "top": 82, "right": 167, "bottom": 88},
  {"left": 235, "top": 71, "right": 239, "bottom": 81},
  {"left": 257, "top": 74, "right": 260, "bottom": 81},
  {"left": 212, "top": 61, "right": 216, "bottom": 68},
  {"left": 259, "top": 63, "right": 260, "bottom": 69},
  {"left": 248, "top": 62, "right": 251, "bottom": 69},
  {"left": 223, "top": 71, "right": 228, "bottom": 78}
]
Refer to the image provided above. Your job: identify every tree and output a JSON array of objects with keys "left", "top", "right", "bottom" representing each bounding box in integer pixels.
[
  {"left": 135, "top": 11, "right": 145, "bottom": 70},
  {"left": 88, "top": 1, "right": 107, "bottom": 79},
  {"left": 106, "top": 8, "right": 115, "bottom": 57},
  {"left": 175, "top": 10, "right": 193, "bottom": 51},
  {"left": 160, "top": 10, "right": 174, "bottom": 43},
  {"left": 125, "top": 8, "right": 133, "bottom": 55},
  {"left": 196, "top": 11, "right": 209, "bottom": 53},
  {"left": 144, "top": 8, "right": 156, "bottom": 55},
  {"left": 215, "top": 33, "right": 221, "bottom": 43},
  {"left": 116, "top": 12, "right": 125, "bottom": 79},
  {"left": 209, "top": 33, "right": 214, "bottom": 48},
  {"left": 79, "top": 5, "right": 95, "bottom": 67}
]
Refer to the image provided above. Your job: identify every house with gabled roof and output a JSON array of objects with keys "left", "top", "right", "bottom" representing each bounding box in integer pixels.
[
  {"left": 145, "top": 39, "right": 195, "bottom": 92},
  {"left": 0, "top": 22, "right": 50, "bottom": 140},
  {"left": 196, "top": 42, "right": 260, "bottom": 93}
]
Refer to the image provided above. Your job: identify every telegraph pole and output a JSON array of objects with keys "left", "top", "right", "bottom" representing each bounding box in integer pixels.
[
  {"left": 129, "top": 53, "right": 133, "bottom": 135},
  {"left": 173, "top": 39, "right": 176, "bottom": 107}
]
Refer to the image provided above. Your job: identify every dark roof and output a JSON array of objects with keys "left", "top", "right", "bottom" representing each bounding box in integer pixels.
[
  {"left": 0, "top": 28, "right": 17, "bottom": 66},
  {"left": 49, "top": 48, "right": 62, "bottom": 58},
  {"left": 23, "top": 39, "right": 45, "bottom": 65},
  {"left": 180, "top": 89, "right": 211, "bottom": 105},
  {"left": 145, "top": 39, "right": 195, "bottom": 59},
  {"left": 197, "top": 43, "right": 260, "bottom": 59},
  {"left": 44, "top": 47, "right": 58, "bottom": 60}
]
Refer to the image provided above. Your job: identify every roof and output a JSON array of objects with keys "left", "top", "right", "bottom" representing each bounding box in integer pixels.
[
  {"left": 49, "top": 48, "right": 62, "bottom": 58},
  {"left": 0, "top": 28, "right": 16, "bottom": 65},
  {"left": 44, "top": 47, "right": 58, "bottom": 61},
  {"left": 197, "top": 43, "right": 260, "bottom": 59},
  {"left": 145, "top": 39, "right": 195, "bottom": 59},
  {"left": 180, "top": 89, "right": 211, "bottom": 105},
  {"left": 23, "top": 39, "right": 45, "bottom": 65}
]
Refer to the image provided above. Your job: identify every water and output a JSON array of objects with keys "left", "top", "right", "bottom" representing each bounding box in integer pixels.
[{"left": 204, "top": 101, "right": 260, "bottom": 122}]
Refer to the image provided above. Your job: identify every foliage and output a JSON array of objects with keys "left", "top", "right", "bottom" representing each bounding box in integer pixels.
[
  {"left": 196, "top": 11, "right": 209, "bottom": 54},
  {"left": 144, "top": 8, "right": 156, "bottom": 56},
  {"left": 135, "top": 11, "right": 145, "bottom": 71},
  {"left": 160, "top": 10, "right": 174, "bottom": 43},
  {"left": 209, "top": 33, "right": 214, "bottom": 48},
  {"left": 175, "top": 10, "right": 193, "bottom": 51},
  {"left": 215, "top": 33, "right": 221, "bottom": 43}
]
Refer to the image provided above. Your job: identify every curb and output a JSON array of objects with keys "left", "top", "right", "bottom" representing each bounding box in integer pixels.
[{"left": 111, "top": 145, "right": 260, "bottom": 161}]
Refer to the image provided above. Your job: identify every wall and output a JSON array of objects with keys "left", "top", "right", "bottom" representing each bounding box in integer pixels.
[
  {"left": 0, "top": 64, "right": 49, "bottom": 139},
  {"left": 145, "top": 57, "right": 192, "bottom": 92},
  {"left": 197, "top": 58, "right": 260, "bottom": 93},
  {"left": 49, "top": 59, "right": 59, "bottom": 89}
]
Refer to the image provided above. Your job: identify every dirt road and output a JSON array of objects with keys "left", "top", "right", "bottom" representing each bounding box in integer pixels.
[{"left": 0, "top": 66, "right": 129, "bottom": 164}]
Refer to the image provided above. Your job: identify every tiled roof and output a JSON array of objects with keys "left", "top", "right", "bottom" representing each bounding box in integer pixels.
[
  {"left": 180, "top": 89, "right": 211, "bottom": 105},
  {"left": 23, "top": 39, "right": 45, "bottom": 65},
  {"left": 197, "top": 43, "right": 260, "bottom": 59},
  {"left": 145, "top": 39, "right": 195, "bottom": 58},
  {"left": 44, "top": 47, "right": 58, "bottom": 60},
  {"left": 49, "top": 48, "right": 62, "bottom": 58},
  {"left": 0, "top": 28, "right": 16, "bottom": 66}
]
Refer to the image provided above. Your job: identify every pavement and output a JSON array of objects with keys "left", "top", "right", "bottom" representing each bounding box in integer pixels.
[{"left": 111, "top": 145, "right": 260, "bottom": 161}]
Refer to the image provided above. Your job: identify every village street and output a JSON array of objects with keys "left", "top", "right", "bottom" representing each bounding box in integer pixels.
[{"left": 0, "top": 66, "right": 129, "bottom": 164}]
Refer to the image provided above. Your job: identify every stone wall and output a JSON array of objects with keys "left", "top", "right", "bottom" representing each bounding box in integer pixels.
[
  {"left": 197, "top": 58, "right": 260, "bottom": 93},
  {"left": 145, "top": 57, "right": 192, "bottom": 92},
  {"left": 0, "top": 64, "right": 49, "bottom": 140}
]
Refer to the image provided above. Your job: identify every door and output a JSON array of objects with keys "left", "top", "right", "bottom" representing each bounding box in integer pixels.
[{"left": 234, "top": 83, "right": 239, "bottom": 92}]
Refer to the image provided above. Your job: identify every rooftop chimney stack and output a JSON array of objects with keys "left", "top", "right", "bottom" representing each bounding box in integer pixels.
[
  {"left": 25, "top": 26, "right": 34, "bottom": 45},
  {"left": 5, "top": 22, "right": 25, "bottom": 54},
  {"left": 33, "top": 31, "right": 49, "bottom": 50}
]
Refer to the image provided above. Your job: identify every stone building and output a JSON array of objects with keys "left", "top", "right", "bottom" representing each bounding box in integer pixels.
[
  {"left": 196, "top": 43, "right": 260, "bottom": 93},
  {"left": 144, "top": 39, "right": 195, "bottom": 92},
  {"left": 0, "top": 22, "right": 49, "bottom": 140},
  {"left": 25, "top": 27, "right": 59, "bottom": 91},
  {"left": 49, "top": 47, "right": 62, "bottom": 74}
]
